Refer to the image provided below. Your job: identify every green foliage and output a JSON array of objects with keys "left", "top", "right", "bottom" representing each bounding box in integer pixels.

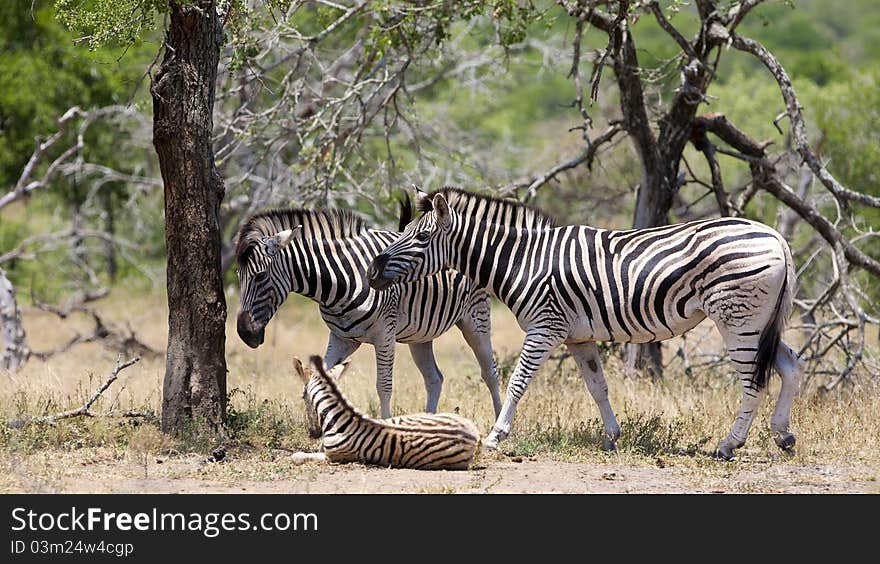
[
  {"left": 810, "top": 71, "right": 880, "bottom": 200},
  {"left": 225, "top": 386, "right": 307, "bottom": 450},
  {"left": 1, "top": 2, "right": 118, "bottom": 187},
  {"left": 54, "top": 0, "right": 166, "bottom": 50}
]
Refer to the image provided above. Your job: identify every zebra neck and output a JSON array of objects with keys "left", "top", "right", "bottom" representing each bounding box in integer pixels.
[
  {"left": 289, "top": 230, "right": 390, "bottom": 311},
  {"left": 311, "top": 377, "right": 372, "bottom": 435},
  {"left": 451, "top": 220, "right": 541, "bottom": 303}
]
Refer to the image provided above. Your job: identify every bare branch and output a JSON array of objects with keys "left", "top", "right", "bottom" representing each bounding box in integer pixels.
[
  {"left": 27, "top": 291, "right": 161, "bottom": 362},
  {"left": 696, "top": 113, "right": 880, "bottom": 278},
  {"left": 502, "top": 123, "right": 624, "bottom": 201},
  {"left": 728, "top": 33, "right": 880, "bottom": 210},
  {"left": 0, "top": 107, "right": 86, "bottom": 210},
  {"left": 649, "top": 1, "right": 697, "bottom": 59},
  {"left": 7, "top": 357, "right": 140, "bottom": 427}
]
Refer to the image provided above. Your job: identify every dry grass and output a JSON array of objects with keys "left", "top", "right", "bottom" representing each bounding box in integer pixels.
[{"left": 1, "top": 291, "right": 878, "bottom": 493}]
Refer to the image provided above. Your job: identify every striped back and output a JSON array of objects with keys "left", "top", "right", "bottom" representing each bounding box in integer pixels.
[{"left": 294, "top": 356, "right": 481, "bottom": 470}]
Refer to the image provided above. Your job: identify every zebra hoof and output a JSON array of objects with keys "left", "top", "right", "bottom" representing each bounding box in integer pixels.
[
  {"left": 483, "top": 427, "right": 508, "bottom": 452},
  {"left": 601, "top": 437, "right": 617, "bottom": 452},
  {"left": 775, "top": 432, "right": 796, "bottom": 453},
  {"left": 714, "top": 442, "right": 737, "bottom": 461}
]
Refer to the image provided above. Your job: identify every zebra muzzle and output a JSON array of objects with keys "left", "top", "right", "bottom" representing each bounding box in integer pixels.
[
  {"left": 237, "top": 311, "right": 265, "bottom": 348},
  {"left": 367, "top": 254, "right": 394, "bottom": 290}
]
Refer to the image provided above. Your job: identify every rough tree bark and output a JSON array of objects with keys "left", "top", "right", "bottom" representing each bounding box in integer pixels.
[{"left": 151, "top": 1, "right": 227, "bottom": 436}]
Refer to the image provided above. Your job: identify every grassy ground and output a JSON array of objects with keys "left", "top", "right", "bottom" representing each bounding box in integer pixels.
[{"left": 1, "top": 292, "right": 878, "bottom": 493}]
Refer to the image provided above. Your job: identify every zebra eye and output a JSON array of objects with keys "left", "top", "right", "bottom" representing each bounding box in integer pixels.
[{"left": 416, "top": 231, "right": 430, "bottom": 242}]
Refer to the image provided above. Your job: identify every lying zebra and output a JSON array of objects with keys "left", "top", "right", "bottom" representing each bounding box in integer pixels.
[
  {"left": 291, "top": 356, "right": 481, "bottom": 470},
  {"left": 235, "top": 199, "right": 502, "bottom": 419}
]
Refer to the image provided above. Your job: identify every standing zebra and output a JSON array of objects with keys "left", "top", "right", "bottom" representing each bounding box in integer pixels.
[
  {"left": 235, "top": 203, "right": 502, "bottom": 419},
  {"left": 368, "top": 187, "right": 804, "bottom": 459},
  {"left": 291, "top": 355, "right": 480, "bottom": 470}
]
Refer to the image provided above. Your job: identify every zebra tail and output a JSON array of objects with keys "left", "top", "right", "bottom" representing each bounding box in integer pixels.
[{"left": 753, "top": 240, "right": 794, "bottom": 389}]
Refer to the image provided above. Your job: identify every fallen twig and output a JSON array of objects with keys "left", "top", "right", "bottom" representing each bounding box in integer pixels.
[{"left": 6, "top": 357, "right": 140, "bottom": 428}]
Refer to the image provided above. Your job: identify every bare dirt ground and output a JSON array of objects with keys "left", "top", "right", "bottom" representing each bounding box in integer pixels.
[
  {"left": 5, "top": 448, "right": 877, "bottom": 494},
  {"left": 4, "top": 296, "right": 879, "bottom": 495}
]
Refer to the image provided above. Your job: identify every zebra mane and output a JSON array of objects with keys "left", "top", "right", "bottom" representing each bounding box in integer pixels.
[
  {"left": 416, "top": 187, "right": 557, "bottom": 228},
  {"left": 235, "top": 208, "right": 368, "bottom": 264}
]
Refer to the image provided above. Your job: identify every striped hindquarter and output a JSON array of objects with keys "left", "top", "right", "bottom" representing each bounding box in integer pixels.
[
  {"left": 368, "top": 187, "right": 805, "bottom": 459},
  {"left": 234, "top": 206, "right": 502, "bottom": 419},
  {"left": 293, "top": 356, "right": 480, "bottom": 470}
]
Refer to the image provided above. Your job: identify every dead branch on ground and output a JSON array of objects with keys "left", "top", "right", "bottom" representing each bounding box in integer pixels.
[{"left": 6, "top": 357, "right": 140, "bottom": 428}]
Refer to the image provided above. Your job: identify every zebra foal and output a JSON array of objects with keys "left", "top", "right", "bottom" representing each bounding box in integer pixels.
[
  {"left": 368, "top": 187, "right": 805, "bottom": 460},
  {"left": 291, "top": 355, "right": 481, "bottom": 470}
]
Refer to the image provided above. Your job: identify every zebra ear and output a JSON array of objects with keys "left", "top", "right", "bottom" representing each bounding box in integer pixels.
[
  {"left": 326, "top": 359, "right": 351, "bottom": 381},
  {"left": 433, "top": 193, "right": 451, "bottom": 228},
  {"left": 292, "top": 356, "right": 310, "bottom": 384},
  {"left": 275, "top": 225, "right": 302, "bottom": 248}
]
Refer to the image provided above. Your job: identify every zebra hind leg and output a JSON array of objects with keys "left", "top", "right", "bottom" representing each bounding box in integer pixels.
[
  {"left": 374, "top": 338, "right": 396, "bottom": 419},
  {"left": 716, "top": 333, "right": 769, "bottom": 460},
  {"left": 771, "top": 341, "right": 803, "bottom": 454},
  {"left": 408, "top": 341, "right": 444, "bottom": 413},
  {"left": 566, "top": 341, "right": 621, "bottom": 451},
  {"left": 290, "top": 452, "right": 328, "bottom": 465}
]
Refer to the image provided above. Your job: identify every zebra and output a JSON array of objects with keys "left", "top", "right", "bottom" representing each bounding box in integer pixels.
[
  {"left": 290, "top": 355, "right": 481, "bottom": 470},
  {"left": 234, "top": 201, "right": 502, "bottom": 420},
  {"left": 367, "top": 187, "right": 804, "bottom": 460}
]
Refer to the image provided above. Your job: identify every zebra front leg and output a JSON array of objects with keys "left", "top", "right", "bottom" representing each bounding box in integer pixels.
[
  {"left": 374, "top": 338, "right": 396, "bottom": 419},
  {"left": 408, "top": 341, "right": 444, "bottom": 413},
  {"left": 323, "top": 332, "right": 361, "bottom": 373},
  {"left": 485, "top": 331, "right": 563, "bottom": 450},
  {"left": 771, "top": 342, "right": 804, "bottom": 453},
  {"left": 566, "top": 341, "right": 621, "bottom": 451},
  {"left": 456, "top": 307, "right": 503, "bottom": 417}
]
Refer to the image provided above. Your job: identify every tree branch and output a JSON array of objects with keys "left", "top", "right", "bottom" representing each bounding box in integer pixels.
[
  {"left": 696, "top": 113, "right": 880, "bottom": 278},
  {"left": 729, "top": 33, "right": 880, "bottom": 210},
  {"left": 503, "top": 123, "right": 624, "bottom": 201},
  {"left": 7, "top": 357, "right": 140, "bottom": 427}
]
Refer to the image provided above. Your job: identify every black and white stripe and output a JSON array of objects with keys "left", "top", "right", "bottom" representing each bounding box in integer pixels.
[
  {"left": 292, "top": 356, "right": 480, "bottom": 470},
  {"left": 235, "top": 204, "right": 502, "bottom": 419},
  {"left": 368, "top": 187, "right": 804, "bottom": 459}
]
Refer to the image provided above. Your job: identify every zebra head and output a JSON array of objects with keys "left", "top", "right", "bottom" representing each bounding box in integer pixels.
[
  {"left": 293, "top": 356, "right": 351, "bottom": 440},
  {"left": 368, "top": 190, "right": 453, "bottom": 291},
  {"left": 236, "top": 226, "right": 301, "bottom": 348}
]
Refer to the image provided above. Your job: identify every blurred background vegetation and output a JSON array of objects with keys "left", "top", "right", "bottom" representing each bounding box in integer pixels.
[
  {"left": 1, "top": 0, "right": 878, "bottom": 382},
  {"left": 2, "top": 0, "right": 877, "bottom": 290}
]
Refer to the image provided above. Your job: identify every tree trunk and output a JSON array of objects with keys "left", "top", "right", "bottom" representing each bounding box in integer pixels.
[
  {"left": 624, "top": 173, "right": 675, "bottom": 379},
  {"left": 151, "top": 1, "right": 227, "bottom": 437},
  {"left": 0, "top": 267, "right": 28, "bottom": 372},
  {"left": 606, "top": 8, "right": 673, "bottom": 379}
]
